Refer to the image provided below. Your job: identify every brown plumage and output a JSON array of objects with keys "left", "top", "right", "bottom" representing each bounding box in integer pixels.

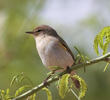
[{"left": 26, "top": 25, "right": 75, "bottom": 71}]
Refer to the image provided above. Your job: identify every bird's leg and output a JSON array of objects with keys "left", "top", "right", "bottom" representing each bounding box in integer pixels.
[
  {"left": 43, "top": 70, "right": 55, "bottom": 86},
  {"left": 66, "top": 66, "right": 71, "bottom": 74},
  {"left": 66, "top": 66, "right": 76, "bottom": 75}
]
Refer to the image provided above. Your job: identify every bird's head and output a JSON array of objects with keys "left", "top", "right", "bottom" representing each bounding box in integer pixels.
[{"left": 26, "top": 25, "right": 58, "bottom": 37}]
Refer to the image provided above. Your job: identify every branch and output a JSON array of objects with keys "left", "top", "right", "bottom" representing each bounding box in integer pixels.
[{"left": 12, "top": 52, "right": 110, "bottom": 100}]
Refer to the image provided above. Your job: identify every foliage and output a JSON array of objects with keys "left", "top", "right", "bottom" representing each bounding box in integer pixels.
[
  {"left": 10, "top": 72, "right": 24, "bottom": 87},
  {"left": 94, "top": 26, "right": 110, "bottom": 55},
  {"left": 42, "top": 88, "right": 52, "bottom": 100},
  {"left": 94, "top": 26, "right": 110, "bottom": 71},
  {"left": 0, "top": 73, "right": 87, "bottom": 100},
  {"left": 0, "top": 73, "right": 35, "bottom": 100},
  {"left": 74, "top": 46, "right": 89, "bottom": 64},
  {"left": 15, "top": 85, "right": 30, "bottom": 97},
  {"left": 74, "top": 46, "right": 90, "bottom": 72},
  {"left": 0, "top": 89, "right": 11, "bottom": 100},
  {"left": 48, "top": 66, "right": 63, "bottom": 71},
  {"left": 72, "top": 75, "right": 87, "bottom": 99},
  {"left": 103, "top": 63, "right": 109, "bottom": 72},
  {"left": 0, "top": 73, "right": 52, "bottom": 100},
  {"left": 58, "top": 74, "right": 87, "bottom": 99},
  {"left": 59, "top": 74, "right": 70, "bottom": 98},
  {"left": 27, "top": 93, "right": 36, "bottom": 100}
]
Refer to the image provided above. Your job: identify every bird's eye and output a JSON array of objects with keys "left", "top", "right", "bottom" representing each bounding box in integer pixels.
[{"left": 36, "top": 30, "right": 42, "bottom": 32}]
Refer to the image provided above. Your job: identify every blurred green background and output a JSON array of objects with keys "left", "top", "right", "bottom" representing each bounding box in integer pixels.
[{"left": 0, "top": 0, "right": 110, "bottom": 100}]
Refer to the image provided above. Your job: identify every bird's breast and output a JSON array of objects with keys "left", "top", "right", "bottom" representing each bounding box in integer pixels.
[{"left": 35, "top": 35, "right": 74, "bottom": 70}]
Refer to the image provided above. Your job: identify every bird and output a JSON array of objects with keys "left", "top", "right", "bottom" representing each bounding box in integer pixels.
[{"left": 26, "top": 25, "right": 75, "bottom": 72}]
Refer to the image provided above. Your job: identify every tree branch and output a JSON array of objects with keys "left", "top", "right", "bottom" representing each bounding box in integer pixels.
[{"left": 12, "top": 52, "right": 110, "bottom": 100}]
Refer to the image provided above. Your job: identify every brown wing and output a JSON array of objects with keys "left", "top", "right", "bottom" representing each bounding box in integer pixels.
[
  {"left": 57, "top": 35, "right": 75, "bottom": 62},
  {"left": 50, "top": 28, "right": 75, "bottom": 63}
]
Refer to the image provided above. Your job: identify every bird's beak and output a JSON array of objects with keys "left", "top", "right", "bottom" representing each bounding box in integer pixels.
[{"left": 26, "top": 31, "right": 34, "bottom": 34}]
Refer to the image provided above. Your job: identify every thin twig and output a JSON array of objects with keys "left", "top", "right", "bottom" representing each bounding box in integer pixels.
[{"left": 12, "top": 52, "right": 110, "bottom": 100}]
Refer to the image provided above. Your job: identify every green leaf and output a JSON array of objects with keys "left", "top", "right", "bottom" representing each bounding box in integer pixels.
[
  {"left": 94, "top": 26, "right": 110, "bottom": 55},
  {"left": 94, "top": 35, "right": 99, "bottom": 55},
  {"left": 0, "top": 90, "right": 5, "bottom": 99},
  {"left": 48, "top": 66, "right": 63, "bottom": 71},
  {"left": 15, "top": 85, "right": 30, "bottom": 97},
  {"left": 5, "top": 88, "right": 11, "bottom": 100},
  {"left": 74, "top": 46, "right": 82, "bottom": 56},
  {"left": 10, "top": 73, "right": 24, "bottom": 87},
  {"left": 42, "top": 87, "right": 52, "bottom": 100},
  {"left": 6, "top": 88, "right": 10, "bottom": 95},
  {"left": 27, "top": 93, "right": 36, "bottom": 100},
  {"left": 31, "top": 93, "right": 36, "bottom": 100},
  {"left": 74, "top": 46, "right": 89, "bottom": 72},
  {"left": 74, "top": 46, "right": 90, "bottom": 63},
  {"left": 0, "top": 89, "right": 11, "bottom": 100},
  {"left": 72, "top": 75, "right": 87, "bottom": 99},
  {"left": 59, "top": 74, "right": 70, "bottom": 98},
  {"left": 103, "top": 42, "right": 109, "bottom": 55},
  {"left": 10, "top": 75, "right": 18, "bottom": 87},
  {"left": 103, "top": 63, "right": 109, "bottom": 72}
]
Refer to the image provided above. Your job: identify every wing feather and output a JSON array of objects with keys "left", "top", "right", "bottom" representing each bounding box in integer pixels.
[{"left": 57, "top": 36, "right": 75, "bottom": 63}]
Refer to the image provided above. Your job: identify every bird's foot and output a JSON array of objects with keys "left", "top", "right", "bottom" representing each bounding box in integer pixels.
[{"left": 66, "top": 66, "right": 71, "bottom": 74}]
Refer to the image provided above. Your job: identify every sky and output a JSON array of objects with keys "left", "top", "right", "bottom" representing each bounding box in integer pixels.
[
  {"left": 39, "top": 0, "right": 110, "bottom": 26},
  {"left": 40, "top": 0, "right": 94, "bottom": 24}
]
